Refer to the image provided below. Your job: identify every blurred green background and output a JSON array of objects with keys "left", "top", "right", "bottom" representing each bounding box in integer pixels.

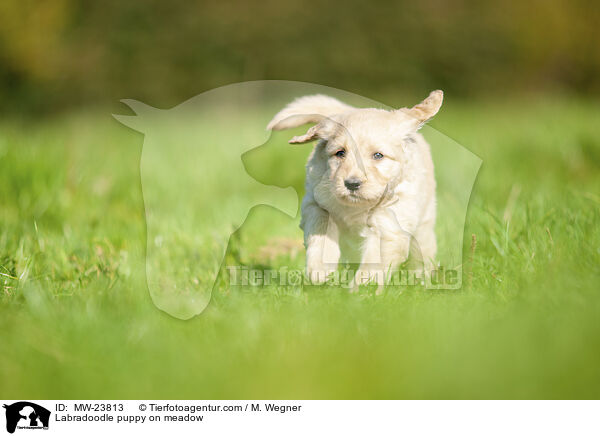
[
  {"left": 1, "top": 0, "right": 599, "bottom": 399},
  {"left": 0, "top": 0, "right": 599, "bottom": 114}
]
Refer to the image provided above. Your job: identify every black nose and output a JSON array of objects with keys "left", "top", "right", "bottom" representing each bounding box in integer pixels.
[{"left": 344, "top": 178, "right": 362, "bottom": 191}]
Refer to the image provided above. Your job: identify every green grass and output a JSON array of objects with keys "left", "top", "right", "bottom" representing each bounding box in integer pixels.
[{"left": 1, "top": 97, "right": 599, "bottom": 399}]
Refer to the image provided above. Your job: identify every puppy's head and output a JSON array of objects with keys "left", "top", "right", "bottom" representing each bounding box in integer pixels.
[{"left": 270, "top": 91, "right": 443, "bottom": 206}]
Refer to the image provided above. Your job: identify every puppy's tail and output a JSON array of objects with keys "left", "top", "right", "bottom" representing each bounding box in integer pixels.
[{"left": 267, "top": 94, "right": 354, "bottom": 130}]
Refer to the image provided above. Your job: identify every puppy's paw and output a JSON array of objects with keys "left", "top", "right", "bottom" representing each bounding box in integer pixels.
[
  {"left": 352, "top": 268, "right": 385, "bottom": 287},
  {"left": 306, "top": 262, "right": 336, "bottom": 285}
]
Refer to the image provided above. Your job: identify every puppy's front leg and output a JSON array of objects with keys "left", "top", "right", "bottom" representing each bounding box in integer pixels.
[
  {"left": 352, "top": 228, "right": 385, "bottom": 290},
  {"left": 352, "top": 232, "right": 414, "bottom": 293},
  {"left": 301, "top": 201, "right": 340, "bottom": 284}
]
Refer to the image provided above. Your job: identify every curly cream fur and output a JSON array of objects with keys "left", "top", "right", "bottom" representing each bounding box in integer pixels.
[{"left": 268, "top": 91, "right": 443, "bottom": 289}]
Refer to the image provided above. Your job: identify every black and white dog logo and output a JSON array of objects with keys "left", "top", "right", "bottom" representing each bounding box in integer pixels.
[{"left": 3, "top": 402, "right": 50, "bottom": 434}]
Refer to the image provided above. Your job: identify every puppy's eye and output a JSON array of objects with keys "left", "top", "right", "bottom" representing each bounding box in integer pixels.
[
  {"left": 373, "top": 152, "right": 384, "bottom": 160},
  {"left": 335, "top": 149, "right": 346, "bottom": 158}
]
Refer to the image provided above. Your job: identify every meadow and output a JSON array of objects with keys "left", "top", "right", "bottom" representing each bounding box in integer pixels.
[{"left": 1, "top": 96, "right": 599, "bottom": 398}]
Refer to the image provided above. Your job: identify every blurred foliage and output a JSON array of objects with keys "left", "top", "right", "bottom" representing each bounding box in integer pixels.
[{"left": 0, "top": 0, "right": 599, "bottom": 113}]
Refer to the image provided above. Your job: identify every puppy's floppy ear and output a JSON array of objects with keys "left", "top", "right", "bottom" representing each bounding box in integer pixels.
[
  {"left": 402, "top": 90, "right": 443, "bottom": 128},
  {"left": 289, "top": 124, "right": 323, "bottom": 144},
  {"left": 267, "top": 95, "right": 353, "bottom": 131}
]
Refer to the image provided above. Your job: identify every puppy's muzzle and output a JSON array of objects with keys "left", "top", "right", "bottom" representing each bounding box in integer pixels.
[{"left": 344, "top": 178, "right": 362, "bottom": 192}]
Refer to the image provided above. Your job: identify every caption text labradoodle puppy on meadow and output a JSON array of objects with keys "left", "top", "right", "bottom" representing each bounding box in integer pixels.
[{"left": 267, "top": 91, "right": 443, "bottom": 288}]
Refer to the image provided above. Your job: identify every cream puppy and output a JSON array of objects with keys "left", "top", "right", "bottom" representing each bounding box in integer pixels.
[{"left": 267, "top": 91, "right": 443, "bottom": 288}]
